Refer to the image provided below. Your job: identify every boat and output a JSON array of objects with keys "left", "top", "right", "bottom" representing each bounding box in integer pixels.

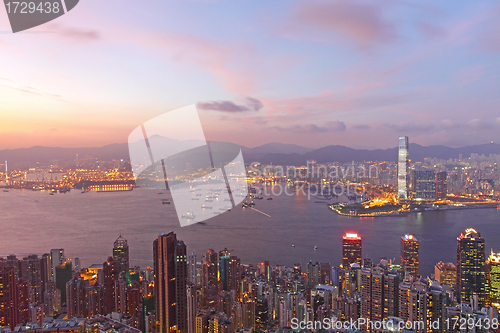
[
  {"left": 201, "top": 205, "right": 212, "bottom": 209},
  {"left": 267, "top": 197, "right": 273, "bottom": 200},
  {"left": 291, "top": 244, "right": 295, "bottom": 248},
  {"left": 314, "top": 245, "right": 318, "bottom": 250},
  {"left": 181, "top": 211, "right": 195, "bottom": 219},
  {"left": 49, "top": 193, "right": 54, "bottom": 195},
  {"left": 3, "top": 190, "right": 8, "bottom": 192},
  {"left": 162, "top": 199, "right": 170, "bottom": 204}
]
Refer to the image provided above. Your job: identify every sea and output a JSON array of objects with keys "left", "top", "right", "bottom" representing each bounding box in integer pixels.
[{"left": 0, "top": 186, "right": 499, "bottom": 276}]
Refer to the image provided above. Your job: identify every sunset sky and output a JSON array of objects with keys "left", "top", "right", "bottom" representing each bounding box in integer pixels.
[{"left": 1, "top": 0, "right": 500, "bottom": 149}]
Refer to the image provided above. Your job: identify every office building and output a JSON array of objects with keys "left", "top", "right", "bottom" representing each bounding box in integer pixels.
[
  {"left": 398, "top": 136, "right": 409, "bottom": 200},
  {"left": 456, "top": 228, "right": 486, "bottom": 307},
  {"left": 188, "top": 251, "right": 196, "bottom": 285},
  {"left": 154, "top": 232, "right": 188, "bottom": 333},
  {"left": 488, "top": 251, "right": 500, "bottom": 310},
  {"left": 401, "top": 234, "right": 419, "bottom": 277},
  {"left": 342, "top": 233, "right": 362, "bottom": 267},
  {"left": 219, "top": 248, "right": 230, "bottom": 291},
  {"left": 412, "top": 170, "right": 436, "bottom": 201},
  {"left": 434, "top": 262, "right": 456, "bottom": 286},
  {"left": 112, "top": 235, "right": 130, "bottom": 275},
  {"left": 436, "top": 171, "right": 447, "bottom": 200},
  {"left": 55, "top": 260, "right": 72, "bottom": 305},
  {"left": 50, "top": 249, "right": 64, "bottom": 282}
]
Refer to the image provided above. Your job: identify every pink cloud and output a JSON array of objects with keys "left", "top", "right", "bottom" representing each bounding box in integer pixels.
[{"left": 285, "top": 0, "right": 397, "bottom": 50}]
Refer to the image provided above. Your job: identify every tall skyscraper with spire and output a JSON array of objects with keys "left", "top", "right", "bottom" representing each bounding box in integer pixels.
[
  {"left": 398, "top": 136, "right": 409, "bottom": 200},
  {"left": 113, "top": 235, "right": 130, "bottom": 275},
  {"left": 154, "top": 232, "right": 188, "bottom": 333},
  {"left": 456, "top": 228, "right": 486, "bottom": 307}
]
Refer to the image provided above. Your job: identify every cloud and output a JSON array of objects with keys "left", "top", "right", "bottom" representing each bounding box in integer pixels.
[
  {"left": 441, "top": 119, "right": 458, "bottom": 129},
  {"left": 286, "top": 0, "right": 397, "bottom": 49},
  {"left": 468, "top": 118, "right": 495, "bottom": 130},
  {"left": 272, "top": 121, "right": 346, "bottom": 133},
  {"left": 352, "top": 124, "right": 371, "bottom": 130},
  {"left": 197, "top": 97, "right": 263, "bottom": 113},
  {"left": 383, "top": 122, "right": 436, "bottom": 133},
  {"left": 46, "top": 23, "right": 101, "bottom": 42}
]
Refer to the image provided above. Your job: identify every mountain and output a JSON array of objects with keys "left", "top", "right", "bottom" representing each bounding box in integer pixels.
[
  {"left": 1, "top": 142, "right": 500, "bottom": 169},
  {"left": 242, "top": 142, "right": 313, "bottom": 155},
  {"left": 255, "top": 143, "right": 500, "bottom": 165},
  {"left": 0, "top": 144, "right": 130, "bottom": 169}
]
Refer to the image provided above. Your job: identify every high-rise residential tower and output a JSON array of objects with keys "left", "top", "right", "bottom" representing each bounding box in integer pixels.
[
  {"left": 456, "top": 228, "right": 486, "bottom": 307},
  {"left": 397, "top": 136, "right": 409, "bottom": 200},
  {"left": 0, "top": 267, "right": 18, "bottom": 329},
  {"left": 401, "top": 234, "right": 419, "bottom": 277},
  {"left": 154, "top": 232, "right": 188, "bottom": 333}
]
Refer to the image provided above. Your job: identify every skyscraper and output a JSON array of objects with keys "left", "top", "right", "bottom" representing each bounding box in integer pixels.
[
  {"left": 219, "top": 248, "right": 230, "bottom": 291},
  {"left": 113, "top": 235, "right": 130, "bottom": 275},
  {"left": 435, "top": 171, "right": 447, "bottom": 200},
  {"left": 154, "top": 232, "right": 188, "bottom": 333},
  {"left": 103, "top": 256, "right": 119, "bottom": 314},
  {"left": 411, "top": 170, "right": 436, "bottom": 201},
  {"left": 342, "top": 233, "right": 362, "bottom": 267},
  {"left": 227, "top": 256, "right": 241, "bottom": 296},
  {"left": 398, "top": 136, "right": 409, "bottom": 200},
  {"left": 202, "top": 249, "right": 218, "bottom": 307},
  {"left": 487, "top": 250, "right": 500, "bottom": 310},
  {"left": 401, "top": 234, "right": 419, "bottom": 277},
  {"left": 20, "top": 254, "right": 42, "bottom": 305},
  {"left": 0, "top": 267, "right": 19, "bottom": 329},
  {"left": 188, "top": 251, "right": 197, "bottom": 285},
  {"left": 434, "top": 262, "right": 456, "bottom": 286},
  {"left": 456, "top": 228, "right": 486, "bottom": 307},
  {"left": 50, "top": 249, "right": 64, "bottom": 282},
  {"left": 55, "top": 260, "right": 72, "bottom": 305},
  {"left": 186, "top": 283, "right": 197, "bottom": 333}
]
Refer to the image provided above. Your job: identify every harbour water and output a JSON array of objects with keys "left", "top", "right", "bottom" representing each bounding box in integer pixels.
[{"left": 0, "top": 187, "right": 499, "bottom": 276}]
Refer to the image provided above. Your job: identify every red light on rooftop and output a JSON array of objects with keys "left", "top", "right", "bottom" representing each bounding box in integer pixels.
[{"left": 343, "top": 233, "right": 361, "bottom": 240}]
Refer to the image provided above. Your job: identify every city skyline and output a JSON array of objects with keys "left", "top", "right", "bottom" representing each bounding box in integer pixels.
[
  {"left": 0, "top": 227, "right": 497, "bottom": 332},
  {"left": 1, "top": 1, "right": 500, "bottom": 149}
]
